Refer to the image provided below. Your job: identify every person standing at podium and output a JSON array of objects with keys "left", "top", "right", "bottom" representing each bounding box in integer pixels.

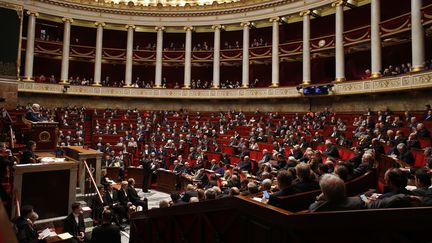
[
  {"left": 21, "top": 141, "right": 40, "bottom": 164},
  {"left": 25, "top": 104, "right": 46, "bottom": 122}
]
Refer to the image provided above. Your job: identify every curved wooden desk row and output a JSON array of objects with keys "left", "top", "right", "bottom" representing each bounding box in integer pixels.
[{"left": 129, "top": 194, "right": 432, "bottom": 243}]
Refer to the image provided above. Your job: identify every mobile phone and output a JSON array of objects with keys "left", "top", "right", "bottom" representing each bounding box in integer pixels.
[
  {"left": 360, "top": 194, "right": 367, "bottom": 201},
  {"left": 263, "top": 190, "right": 270, "bottom": 199}
]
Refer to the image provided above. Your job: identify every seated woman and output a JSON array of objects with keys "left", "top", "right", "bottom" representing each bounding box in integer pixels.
[{"left": 21, "top": 141, "right": 40, "bottom": 164}]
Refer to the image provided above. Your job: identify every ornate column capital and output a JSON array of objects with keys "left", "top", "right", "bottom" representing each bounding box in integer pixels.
[
  {"left": 26, "top": 11, "right": 39, "bottom": 17},
  {"left": 62, "top": 17, "right": 74, "bottom": 23},
  {"left": 240, "top": 22, "right": 252, "bottom": 28},
  {"left": 269, "top": 17, "right": 281, "bottom": 23},
  {"left": 125, "top": 24, "right": 136, "bottom": 30},
  {"left": 299, "top": 10, "right": 311, "bottom": 17},
  {"left": 331, "top": 0, "right": 345, "bottom": 7},
  {"left": 184, "top": 26, "right": 194, "bottom": 31},
  {"left": 212, "top": 24, "right": 224, "bottom": 31},
  {"left": 94, "top": 22, "right": 106, "bottom": 27},
  {"left": 155, "top": 26, "right": 166, "bottom": 31}
]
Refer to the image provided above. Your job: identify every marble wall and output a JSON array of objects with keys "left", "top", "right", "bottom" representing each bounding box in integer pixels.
[
  {"left": 0, "top": 80, "right": 18, "bottom": 109},
  {"left": 18, "top": 90, "right": 432, "bottom": 112}
]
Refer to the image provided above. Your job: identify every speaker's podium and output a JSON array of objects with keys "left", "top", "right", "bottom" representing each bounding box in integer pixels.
[
  {"left": 11, "top": 159, "right": 78, "bottom": 220},
  {"left": 26, "top": 121, "right": 59, "bottom": 151}
]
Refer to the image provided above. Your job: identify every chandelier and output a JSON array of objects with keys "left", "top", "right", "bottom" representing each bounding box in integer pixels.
[{"left": 103, "top": 0, "right": 240, "bottom": 7}]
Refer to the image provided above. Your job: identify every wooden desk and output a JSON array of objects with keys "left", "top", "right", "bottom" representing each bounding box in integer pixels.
[
  {"left": 127, "top": 167, "right": 144, "bottom": 188},
  {"left": 157, "top": 169, "right": 178, "bottom": 193},
  {"left": 63, "top": 146, "right": 102, "bottom": 194},
  {"left": 12, "top": 161, "right": 78, "bottom": 220}
]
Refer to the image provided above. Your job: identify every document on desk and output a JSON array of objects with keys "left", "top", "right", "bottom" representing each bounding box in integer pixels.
[
  {"left": 38, "top": 228, "right": 57, "bottom": 239},
  {"left": 40, "top": 157, "right": 66, "bottom": 163},
  {"left": 57, "top": 232, "right": 73, "bottom": 240}
]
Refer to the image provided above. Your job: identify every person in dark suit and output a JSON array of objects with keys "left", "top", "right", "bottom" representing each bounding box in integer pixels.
[
  {"left": 20, "top": 141, "right": 40, "bottom": 164},
  {"left": 309, "top": 174, "right": 366, "bottom": 212},
  {"left": 237, "top": 156, "right": 252, "bottom": 173},
  {"left": 127, "top": 178, "right": 148, "bottom": 210},
  {"left": 170, "top": 159, "right": 182, "bottom": 173},
  {"left": 396, "top": 143, "right": 415, "bottom": 165},
  {"left": 91, "top": 210, "right": 121, "bottom": 243},
  {"left": 104, "top": 184, "right": 127, "bottom": 225},
  {"left": 292, "top": 163, "right": 319, "bottom": 193},
  {"left": 25, "top": 104, "right": 46, "bottom": 122},
  {"left": 379, "top": 168, "right": 413, "bottom": 199},
  {"left": 267, "top": 170, "right": 297, "bottom": 208},
  {"left": 63, "top": 202, "right": 86, "bottom": 243},
  {"left": 209, "top": 159, "right": 220, "bottom": 171},
  {"left": 91, "top": 185, "right": 108, "bottom": 225},
  {"left": 13, "top": 205, "right": 43, "bottom": 243},
  {"left": 352, "top": 152, "right": 374, "bottom": 178},
  {"left": 0, "top": 143, "right": 14, "bottom": 200},
  {"left": 406, "top": 133, "right": 421, "bottom": 150},
  {"left": 322, "top": 140, "right": 340, "bottom": 158},
  {"left": 416, "top": 123, "right": 431, "bottom": 138},
  {"left": 141, "top": 158, "right": 152, "bottom": 193}
]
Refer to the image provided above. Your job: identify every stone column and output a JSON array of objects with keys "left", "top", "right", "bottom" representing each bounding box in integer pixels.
[
  {"left": 411, "top": 0, "right": 425, "bottom": 72},
  {"left": 300, "top": 11, "right": 311, "bottom": 85},
  {"left": 270, "top": 17, "right": 280, "bottom": 87},
  {"left": 212, "top": 25, "right": 222, "bottom": 88},
  {"left": 124, "top": 24, "right": 135, "bottom": 87},
  {"left": 93, "top": 22, "right": 105, "bottom": 86},
  {"left": 155, "top": 26, "right": 165, "bottom": 88},
  {"left": 183, "top": 26, "right": 193, "bottom": 89},
  {"left": 334, "top": 1, "right": 345, "bottom": 82},
  {"left": 241, "top": 22, "right": 251, "bottom": 88},
  {"left": 371, "top": 0, "right": 382, "bottom": 78},
  {"left": 23, "top": 11, "right": 38, "bottom": 81},
  {"left": 60, "top": 17, "right": 73, "bottom": 84}
]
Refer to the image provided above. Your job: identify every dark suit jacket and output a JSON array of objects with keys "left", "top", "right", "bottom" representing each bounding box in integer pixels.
[
  {"left": 104, "top": 190, "right": 120, "bottom": 207},
  {"left": 352, "top": 163, "right": 371, "bottom": 178},
  {"left": 292, "top": 179, "right": 319, "bottom": 193},
  {"left": 417, "top": 128, "right": 431, "bottom": 138},
  {"left": 127, "top": 186, "right": 140, "bottom": 203},
  {"left": 398, "top": 151, "right": 415, "bottom": 165},
  {"left": 238, "top": 159, "right": 251, "bottom": 172},
  {"left": 63, "top": 213, "right": 85, "bottom": 238},
  {"left": 267, "top": 187, "right": 297, "bottom": 208},
  {"left": 21, "top": 150, "right": 37, "bottom": 164},
  {"left": 117, "top": 189, "right": 129, "bottom": 206},
  {"left": 91, "top": 223, "right": 121, "bottom": 243},
  {"left": 323, "top": 145, "right": 340, "bottom": 158},
  {"left": 25, "top": 110, "right": 44, "bottom": 122},
  {"left": 14, "top": 216, "right": 40, "bottom": 243},
  {"left": 309, "top": 197, "right": 366, "bottom": 212}
]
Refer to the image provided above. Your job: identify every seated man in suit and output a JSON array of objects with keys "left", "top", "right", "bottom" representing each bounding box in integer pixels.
[
  {"left": 117, "top": 181, "right": 133, "bottom": 223},
  {"left": 25, "top": 103, "right": 46, "bottom": 122},
  {"left": 309, "top": 174, "right": 366, "bottom": 212},
  {"left": 322, "top": 140, "right": 340, "bottom": 159},
  {"left": 127, "top": 178, "right": 148, "bottom": 210},
  {"left": 91, "top": 210, "right": 121, "bottom": 243},
  {"left": 351, "top": 151, "right": 375, "bottom": 178},
  {"left": 63, "top": 202, "right": 86, "bottom": 243},
  {"left": 104, "top": 183, "right": 127, "bottom": 226},
  {"left": 292, "top": 162, "right": 319, "bottom": 193},
  {"left": 395, "top": 143, "right": 414, "bottom": 165},
  {"left": 237, "top": 156, "right": 252, "bottom": 173},
  {"left": 267, "top": 170, "right": 297, "bottom": 208},
  {"left": 13, "top": 205, "right": 42, "bottom": 243},
  {"left": 91, "top": 185, "right": 108, "bottom": 225}
]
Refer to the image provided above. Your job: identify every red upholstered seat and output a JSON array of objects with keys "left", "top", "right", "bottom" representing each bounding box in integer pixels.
[
  {"left": 411, "top": 149, "right": 426, "bottom": 167},
  {"left": 419, "top": 138, "right": 431, "bottom": 148}
]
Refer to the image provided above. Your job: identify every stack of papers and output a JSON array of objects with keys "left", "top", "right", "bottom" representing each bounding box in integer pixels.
[
  {"left": 38, "top": 228, "right": 57, "bottom": 239},
  {"left": 40, "top": 157, "right": 66, "bottom": 163}
]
